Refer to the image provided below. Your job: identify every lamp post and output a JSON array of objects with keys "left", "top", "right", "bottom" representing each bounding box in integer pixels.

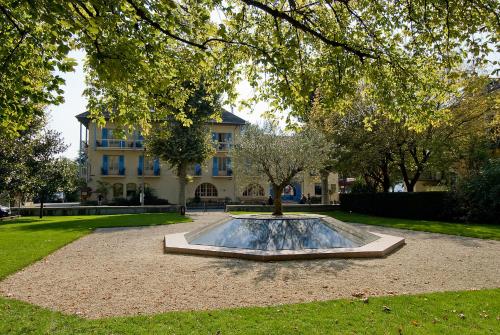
[{"left": 140, "top": 147, "right": 145, "bottom": 206}]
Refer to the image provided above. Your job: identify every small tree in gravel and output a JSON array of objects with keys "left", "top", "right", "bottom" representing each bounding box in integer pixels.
[{"left": 233, "top": 124, "right": 326, "bottom": 215}]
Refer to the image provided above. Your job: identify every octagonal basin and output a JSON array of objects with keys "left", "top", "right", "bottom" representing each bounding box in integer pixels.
[{"left": 164, "top": 214, "right": 405, "bottom": 261}]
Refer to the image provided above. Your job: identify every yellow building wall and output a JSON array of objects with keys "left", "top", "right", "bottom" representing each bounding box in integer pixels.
[{"left": 83, "top": 121, "right": 339, "bottom": 204}]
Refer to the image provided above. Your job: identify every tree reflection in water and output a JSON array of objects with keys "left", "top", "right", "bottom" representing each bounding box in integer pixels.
[{"left": 190, "top": 218, "right": 358, "bottom": 251}]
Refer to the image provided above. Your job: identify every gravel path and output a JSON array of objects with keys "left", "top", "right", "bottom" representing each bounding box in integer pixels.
[{"left": 1, "top": 212, "right": 499, "bottom": 319}]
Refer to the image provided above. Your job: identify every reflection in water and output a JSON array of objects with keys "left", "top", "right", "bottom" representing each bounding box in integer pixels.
[{"left": 189, "top": 218, "right": 358, "bottom": 250}]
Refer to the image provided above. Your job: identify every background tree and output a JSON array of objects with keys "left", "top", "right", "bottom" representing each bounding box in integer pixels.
[
  {"left": 233, "top": 124, "right": 327, "bottom": 215},
  {"left": 311, "top": 74, "right": 499, "bottom": 192},
  {"left": 147, "top": 82, "right": 218, "bottom": 207},
  {"left": 24, "top": 129, "right": 70, "bottom": 218}
]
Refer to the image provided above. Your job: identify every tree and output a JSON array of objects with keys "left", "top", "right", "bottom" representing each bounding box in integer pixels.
[
  {"left": 24, "top": 129, "right": 71, "bottom": 218},
  {"left": 1, "top": 1, "right": 498, "bottom": 131},
  {"left": 32, "top": 158, "right": 79, "bottom": 217},
  {"left": 310, "top": 73, "right": 499, "bottom": 192},
  {"left": 0, "top": 2, "right": 75, "bottom": 136},
  {"left": 233, "top": 124, "right": 326, "bottom": 215},
  {"left": 147, "top": 82, "right": 218, "bottom": 206}
]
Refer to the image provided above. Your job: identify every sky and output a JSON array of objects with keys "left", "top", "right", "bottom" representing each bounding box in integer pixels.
[{"left": 47, "top": 50, "right": 272, "bottom": 159}]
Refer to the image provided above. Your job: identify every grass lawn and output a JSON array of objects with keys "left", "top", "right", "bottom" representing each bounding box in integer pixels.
[
  {"left": 324, "top": 211, "right": 500, "bottom": 241},
  {"left": 0, "top": 213, "right": 499, "bottom": 334}
]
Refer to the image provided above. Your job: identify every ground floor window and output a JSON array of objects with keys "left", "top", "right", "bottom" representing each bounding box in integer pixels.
[
  {"left": 126, "top": 183, "right": 137, "bottom": 198},
  {"left": 314, "top": 183, "right": 322, "bottom": 196},
  {"left": 243, "top": 183, "right": 265, "bottom": 197},
  {"left": 195, "top": 183, "right": 218, "bottom": 197},
  {"left": 113, "top": 183, "right": 123, "bottom": 198}
]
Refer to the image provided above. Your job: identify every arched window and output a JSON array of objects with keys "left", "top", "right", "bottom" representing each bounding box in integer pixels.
[
  {"left": 195, "top": 183, "right": 218, "bottom": 197},
  {"left": 242, "top": 183, "right": 265, "bottom": 197},
  {"left": 113, "top": 183, "right": 123, "bottom": 198},
  {"left": 126, "top": 183, "right": 137, "bottom": 198}
]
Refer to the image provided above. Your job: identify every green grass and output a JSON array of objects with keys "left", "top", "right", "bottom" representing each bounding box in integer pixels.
[
  {"left": 1, "top": 289, "right": 499, "bottom": 334},
  {"left": 0, "top": 213, "right": 190, "bottom": 280},
  {"left": 324, "top": 211, "right": 500, "bottom": 240},
  {"left": 1, "top": 213, "right": 499, "bottom": 334}
]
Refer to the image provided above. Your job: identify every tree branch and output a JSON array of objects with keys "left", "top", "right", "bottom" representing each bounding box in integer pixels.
[
  {"left": 241, "top": 0, "right": 376, "bottom": 61},
  {"left": 125, "top": 0, "right": 208, "bottom": 50}
]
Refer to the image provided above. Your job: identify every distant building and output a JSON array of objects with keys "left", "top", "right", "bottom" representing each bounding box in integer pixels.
[{"left": 76, "top": 111, "right": 339, "bottom": 205}]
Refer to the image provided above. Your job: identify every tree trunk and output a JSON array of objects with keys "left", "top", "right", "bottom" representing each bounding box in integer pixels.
[
  {"left": 381, "top": 164, "right": 391, "bottom": 192},
  {"left": 177, "top": 163, "right": 187, "bottom": 207},
  {"left": 272, "top": 184, "right": 284, "bottom": 216},
  {"left": 39, "top": 195, "right": 44, "bottom": 219},
  {"left": 320, "top": 170, "right": 329, "bottom": 204}
]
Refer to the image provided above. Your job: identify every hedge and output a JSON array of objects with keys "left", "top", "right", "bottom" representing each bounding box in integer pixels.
[{"left": 339, "top": 192, "right": 454, "bottom": 221}]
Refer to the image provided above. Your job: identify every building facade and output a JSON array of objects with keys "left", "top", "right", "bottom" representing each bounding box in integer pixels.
[{"left": 76, "top": 111, "right": 339, "bottom": 205}]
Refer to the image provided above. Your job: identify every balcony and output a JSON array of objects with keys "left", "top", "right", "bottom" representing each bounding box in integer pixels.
[
  {"left": 215, "top": 142, "right": 233, "bottom": 151},
  {"left": 101, "top": 167, "right": 125, "bottom": 177},
  {"left": 212, "top": 169, "right": 233, "bottom": 177},
  {"left": 138, "top": 169, "right": 160, "bottom": 177},
  {"left": 96, "top": 139, "right": 144, "bottom": 150}
]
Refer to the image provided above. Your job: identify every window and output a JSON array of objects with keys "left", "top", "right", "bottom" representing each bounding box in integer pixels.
[
  {"left": 126, "top": 183, "right": 137, "bottom": 198},
  {"left": 195, "top": 183, "right": 218, "bottom": 197},
  {"left": 212, "top": 132, "right": 233, "bottom": 150},
  {"left": 314, "top": 183, "right": 322, "bottom": 196},
  {"left": 212, "top": 157, "right": 232, "bottom": 176},
  {"left": 242, "top": 184, "right": 264, "bottom": 197},
  {"left": 138, "top": 156, "right": 160, "bottom": 176},
  {"left": 194, "top": 163, "right": 202, "bottom": 176},
  {"left": 113, "top": 183, "right": 123, "bottom": 198},
  {"left": 102, "top": 155, "right": 125, "bottom": 175}
]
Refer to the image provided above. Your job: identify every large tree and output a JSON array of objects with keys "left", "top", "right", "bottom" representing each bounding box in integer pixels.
[
  {"left": 233, "top": 124, "right": 326, "bottom": 215},
  {"left": 1, "top": 1, "right": 498, "bottom": 132},
  {"left": 146, "top": 82, "right": 218, "bottom": 207}
]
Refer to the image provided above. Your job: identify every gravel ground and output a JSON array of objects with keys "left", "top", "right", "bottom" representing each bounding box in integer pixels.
[{"left": 1, "top": 211, "right": 499, "bottom": 319}]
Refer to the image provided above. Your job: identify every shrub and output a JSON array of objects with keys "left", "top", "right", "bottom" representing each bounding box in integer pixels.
[
  {"left": 457, "top": 159, "right": 500, "bottom": 223},
  {"left": 339, "top": 192, "right": 452, "bottom": 221}
]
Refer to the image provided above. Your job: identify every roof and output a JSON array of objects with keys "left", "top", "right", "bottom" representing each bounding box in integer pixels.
[{"left": 75, "top": 110, "right": 246, "bottom": 127}]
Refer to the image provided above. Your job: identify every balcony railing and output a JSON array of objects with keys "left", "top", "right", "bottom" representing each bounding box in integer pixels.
[
  {"left": 213, "top": 169, "right": 233, "bottom": 177},
  {"left": 96, "top": 139, "right": 144, "bottom": 149},
  {"left": 101, "top": 167, "right": 125, "bottom": 176},
  {"left": 215, "top": 142, "right": 233, "bottom": 151},
  {"left": 138, "top": 169, "right": 160, "bottom": 176}
]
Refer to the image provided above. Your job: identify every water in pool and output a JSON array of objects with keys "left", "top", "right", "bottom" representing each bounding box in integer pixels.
[{"left": 189, "top": 218, "right": 358, "bottom": 251}]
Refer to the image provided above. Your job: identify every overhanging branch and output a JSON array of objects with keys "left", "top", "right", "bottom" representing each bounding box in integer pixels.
[{"left": 241, "top": 0, "right": 377, "bottom": 61}]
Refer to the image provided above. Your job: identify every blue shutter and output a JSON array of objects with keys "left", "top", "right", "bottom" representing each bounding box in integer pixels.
[
  {"left": 153, "top": 159, "right": 160, "bottom": 176},
  {"left": 227, "top": 158, "right": 232, "bottom": 176},
  {"left": 101, "top": 128, "right": 108, "bottom": 147},
  {"left": 137, "top": 131, "right": 144, "bottom": 148},
  {"left": 194, "top": 163, "right": 202, "bottom": 176},
  {"left": 119, "top": 155, "right": 125, "bottom": 175},
  {"left": 293, "top": 183, "right": 302, "bottom": 202},
  {"left": 212, "top": 157, "right": 218, "bottom": 176},
  {"left": 138, "top": 156, "right": 143, "bottom": 176},
  {"left": 102, "top": 155, "right": 108, "bottom": 175},
  {"left": 212, "top": 132, "right": 217, "bottom": 141}
]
